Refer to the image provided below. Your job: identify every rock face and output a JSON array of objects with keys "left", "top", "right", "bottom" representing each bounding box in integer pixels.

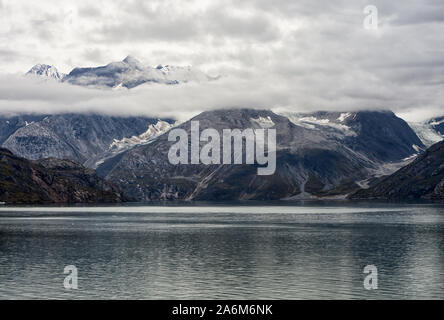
[
  {"left": 350, "top": 140, "right": 444, "bottom": 200},
  {"left": 99, "top": 109, "right": 424, "bottom": 201},
  {"left": 0, "top": 148, "right": 127, "bottom": 204},
  {"left": 2, "top": 114, "right": 173, "bottom": 168}
]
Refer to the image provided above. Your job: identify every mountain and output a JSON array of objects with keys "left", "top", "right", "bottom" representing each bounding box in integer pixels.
[
  {"left": 281, "top": 110, "right": 425, "bottom": 162},
  {"left": 409, "top": 116, "right": 444, "bottom": 147},
  {"left": 61, "top": 56, "right": 213, "bottom": 89},
  {"left": 350, "top": 140, "right": 444, "bottom": 200},
  {"left": 2, "top": 114, "right": 174, "bottom": 168},
  {"left": 0, "top": 148, "right": 127, "bottom": 204},
  {"left": 26, "top": 64, "right": 65, "bottom": 80},
  {"left": 98, "top": 109, "right": 425, "bottom": 201}
]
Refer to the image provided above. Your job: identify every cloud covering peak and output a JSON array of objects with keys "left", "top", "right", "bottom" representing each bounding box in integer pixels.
[{"left": 0, "top": 0, "right": 443, "bottom": 121}]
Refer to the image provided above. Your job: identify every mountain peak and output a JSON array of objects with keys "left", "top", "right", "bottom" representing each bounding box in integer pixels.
[
  {"left": 26, "top": 64, "right": 64, "bottom": 81},
  {"left": 122, "top": 55, "right": 142, "bottom": 67}
]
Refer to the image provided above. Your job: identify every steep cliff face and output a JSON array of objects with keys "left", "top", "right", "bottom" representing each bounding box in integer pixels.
[
  {"left": 350, "top": 141, "right": 444, "bottom": 200},
  {"left": 0, "top": 148, "right": 127, "bottom": 204}
]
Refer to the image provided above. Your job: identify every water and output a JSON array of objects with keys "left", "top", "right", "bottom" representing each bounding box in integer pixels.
[{"left": 0, "top": 203, "right": 443, "bottom": 300}]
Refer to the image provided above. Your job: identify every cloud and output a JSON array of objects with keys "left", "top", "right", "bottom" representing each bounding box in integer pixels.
[{"left": 0, "top": 0, "right": 443, "bottom": 122}]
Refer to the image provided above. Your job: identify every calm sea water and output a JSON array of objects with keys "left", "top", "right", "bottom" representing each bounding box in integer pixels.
[{"left": 0, "top": 203, "right": 443, "bottom": 300}]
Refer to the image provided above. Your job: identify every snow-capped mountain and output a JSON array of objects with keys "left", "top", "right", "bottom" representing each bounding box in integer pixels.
[
  {"left": 26, "top": 56, "right": 215, "bottom": 89},
  {"left": 98, "top": 109, "right": 425, "bottom": 201},
  {"left": 278, "top": 110, "right": 425, "bottom": 162},
  {"left": 61, "top": 55, "right": 214, "bottom": 89},
  {"left": 26, "top": 64, "right": 65, "bottom": 81}
]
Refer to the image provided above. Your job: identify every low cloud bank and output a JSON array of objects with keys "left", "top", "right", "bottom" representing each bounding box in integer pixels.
[{"left": 0, "top": 71, "right": 442, "bottom": 122}]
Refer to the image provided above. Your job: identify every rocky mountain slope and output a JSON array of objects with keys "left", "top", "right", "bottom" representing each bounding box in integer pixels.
[
  {"left": 99, "top": 109, "right": 424, "bottom": 201},
  {"left": 2, "top": 114, "right": 174, "bottom": 168},
  {"left": 350, "top": 140, "right": 444, "bottom": 200},
  {"left": 0, "top": 148, "right": 127, "bottom": 204}
]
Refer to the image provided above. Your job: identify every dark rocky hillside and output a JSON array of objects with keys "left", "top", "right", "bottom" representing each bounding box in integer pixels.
[
  {"left": 350, "top": 141, "right": 444, "bottom": 200},
  {"left": 0, "top": 148, "right": 127, "bottom": 204}
]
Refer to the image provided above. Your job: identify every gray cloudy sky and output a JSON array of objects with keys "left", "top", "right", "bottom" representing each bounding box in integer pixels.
[{"left": 0, "top": 0, "right": 443, "bottom": 121}]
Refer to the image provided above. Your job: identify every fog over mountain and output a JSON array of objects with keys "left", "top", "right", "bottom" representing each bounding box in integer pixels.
[
  {"left": 0, "top": 1, "right": 443, "bottom": 202},
  {"left": 1, "top": 1, "right": 444, "bottom": 121}
]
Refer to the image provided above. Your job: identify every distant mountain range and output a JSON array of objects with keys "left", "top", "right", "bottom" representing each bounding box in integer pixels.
[
  {"left": 26, "top": 56, "right": 216, "bottom": 89},
  {"left": 1, "top": 60, "right": 441, "bottom": 202},
  {"left": 0, "top": 148, "right": 126, "bottom": 204}
]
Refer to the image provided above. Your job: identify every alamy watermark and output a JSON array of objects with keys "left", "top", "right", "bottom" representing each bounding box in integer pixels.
[
  {"left": 168, "top": 121, "right": 276, "bottom": 176},
  {"left": 363, "top": 265, "right": 378, "bottom": 290},
  {"left": 64, "top": 265, "right": 78, "bottom": 290},
  {"left": 363, "top": 5, "right": 379, "bottom": 30}
]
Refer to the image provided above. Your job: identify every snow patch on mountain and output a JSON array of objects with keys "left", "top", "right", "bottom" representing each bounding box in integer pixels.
[
  {"left": 337, "top": 112, "right": 352, "bottom": 122},
  {"left": 109, "top": 120, "right": 173, "bottom": 152},
  {"left": 412, "top": 144, "right": 422, "bottom": 153},
  {"left": 408, "top": 121, "right": 443, "bottom": 147},
  {"left": 430, "top": 119, "right": 444, "bottom": 126},
  {"left": 91, "top": 120, "right": 175, "bottom": 168},
  {"left": 250, "top": 116, "right": 275, "bottom": 128},
  {"left": 279, "top": 112, "right": 357, "bottom": 136}
]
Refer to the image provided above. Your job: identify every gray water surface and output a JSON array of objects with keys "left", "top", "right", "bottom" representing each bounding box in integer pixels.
[{"left": 0, "top": 203, "right": 443, "bottom": 299}]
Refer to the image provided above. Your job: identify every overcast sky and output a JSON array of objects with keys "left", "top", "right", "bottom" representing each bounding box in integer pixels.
[{"left": 0, "top": 0, "right": 443, "bottom": 121}]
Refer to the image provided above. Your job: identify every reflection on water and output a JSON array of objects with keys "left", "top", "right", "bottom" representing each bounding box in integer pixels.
[{"left": 0, "top": 203, "right": 443, "bottom": 299}]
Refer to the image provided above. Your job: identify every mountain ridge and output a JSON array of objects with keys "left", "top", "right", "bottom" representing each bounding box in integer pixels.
[{"left": 26, "top": 56, "right": 215, "bottom": 89}]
